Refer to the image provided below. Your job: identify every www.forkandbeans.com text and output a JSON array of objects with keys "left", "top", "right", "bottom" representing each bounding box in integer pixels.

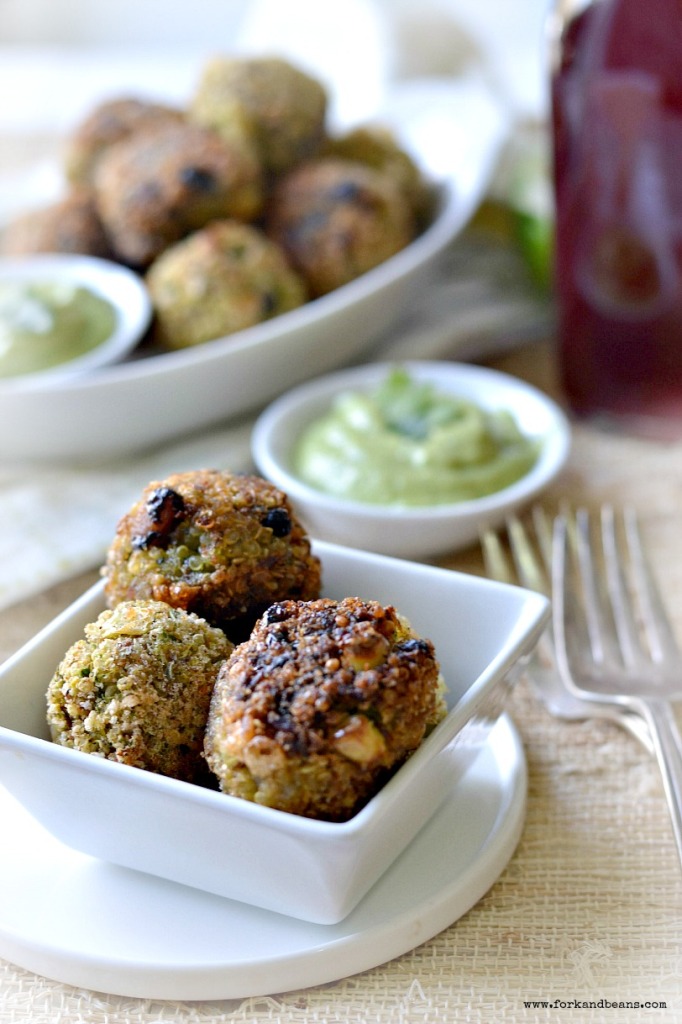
[{"left": 522, "top": 999, "right": 666, "bottom": 1010}]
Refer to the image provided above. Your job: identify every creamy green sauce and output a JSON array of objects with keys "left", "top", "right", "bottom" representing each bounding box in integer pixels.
[
  {"left": 0, "top": 279, "right": 117, "bottom": 378},
  {"left": 294, "top": 368, "right": 539, "bottom": 506}
]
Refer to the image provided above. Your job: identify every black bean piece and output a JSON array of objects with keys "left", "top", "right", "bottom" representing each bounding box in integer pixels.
[
  {"left": 261, "top": 507, "right": 292, "bottom": 537},
  {"left": 263, "top": 603, "right": 289, "bottom": 624},
  {"left": 179, "top": 166, "right": 216, "bottom": 192},
  {"left": 261, "top": 291, "right": 277, "bottom": 316},
  {"left": 147, "top": 486, "right": 185, "bottom": 525},
  {"left": 396, "top": 638, "right": 432, "bottom": 656},
  {"left": 131, "top": 486, "right": 185, "bottom": 549},
  {"left": 327, "top": 181, "right": 362, "bottom": 202}
]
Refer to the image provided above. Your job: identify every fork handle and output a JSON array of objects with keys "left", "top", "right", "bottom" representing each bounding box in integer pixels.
[{"left": 637, "top": 697, "right": 682, "bottom": 869}]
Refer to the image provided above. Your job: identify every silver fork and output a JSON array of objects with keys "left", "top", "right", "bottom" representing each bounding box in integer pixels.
[
  {"left": 482, "top": 508, "right": 652, "bottom": 749},
  {"left": 552, "top": 505, "right": 682, "bottom": 867}
]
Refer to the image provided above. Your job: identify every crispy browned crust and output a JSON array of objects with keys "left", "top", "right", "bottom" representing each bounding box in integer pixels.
[
  {"left": 103, "top": 469, "right": 322, "bottom": 640},
  {"left": 265, "top": 158, "right": 415, "bottom": 296},
  {"left": 64, "top": 97, "right": 186, "bottom": 187},
  {"left": 190, "top": 56, "right": 328, "bottom": 175},
  {"left": 204, "top": 596, "right": 445, "bottom": 820},
  {"left": 145, "top": 219, "right": 307, "bottom": 349},
  {"left": 94, "top": 121, "right": 264, "bottom": 267},
  {"left": 1, "top": 188, "right": 114, "bottom": 259}
]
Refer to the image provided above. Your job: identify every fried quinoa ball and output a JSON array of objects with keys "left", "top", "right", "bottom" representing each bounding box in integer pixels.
[
  {"left": 145, "top": 220, "right": 307, "bottom": 350},
  {"left": 190, "top": 56, "right": 328, "bottom": 176},
  {"left": 325, "top": 125, "right": 431, "bottom": 223},
  {"left": 93, "top": 121, "right": 264, "bottom": 267},
  {"left": 64, "top": 96, "right": 185, "bottom": 187},
  {"left": 1, "top": 188, "right": 113, "bottom": 258},
  {"left": 46, "top": 600, "right": 233, "bottom": 783},
  {"left": 265, "top": 157, "right": 415, "bottom": 297},
  {"left": 103, "top": 470, "right": 322, "bottom": 639},
  {"left": 204, "top": 597, "right": 447, "bottom": 820}
]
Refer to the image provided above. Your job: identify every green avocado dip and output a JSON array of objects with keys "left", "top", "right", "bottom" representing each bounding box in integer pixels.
[
  {"left": 0, "top": 279, "right": 117, "bottom": 378},
  {"left": 294, "top": 368, "right": 540, "bottom": 506}
]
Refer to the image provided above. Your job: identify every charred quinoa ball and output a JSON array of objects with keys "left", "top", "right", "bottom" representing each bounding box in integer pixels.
[
  {"left": 190, "top": 56, "right": 328, "bottom": 176},
  {"left": 145, "top": 219, "right": 307, "bottom": 350},
  {"left": 46, "top": 600, "right": 233, "bottom": 783},
  {"left": 325, "top": 125, "right": 432, "bottom": 224},
  {"left": 204, "top": 596, "right": 447, "bottom": 820},
  {"left": 93, "top": 120, "right": 264, "bottom": 267},
  {"left": 1, "top": 188, "right": 113, "bottom": 259},
  {"left": 64, "top": 96, "right": 185, "bottom": 187},
  {"left": 103, "top": 469, "right": 321, "bottom": 639},
  {"left": 265, "top": 157, "right": 415, "bottom": 297}
]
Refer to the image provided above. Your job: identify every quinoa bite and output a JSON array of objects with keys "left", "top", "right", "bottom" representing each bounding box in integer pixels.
[
  {"left": 204, "top": 596, "right": 447, "bottom": 820},
  {"left": 46, "top": 599, "right": 233, "bottom": 783},
  {"left": 1, "top": 188, "right": 113, "bottom": 259},
  {"left": 93, "top": 120, "right": 264, "bottom": 267},
  {"left": 265, "top": 157, "right": 415, "bottom": 297},
  {"left": 145, "top": 219, "right": 307, "bottom": 350},
  {"left": 190, "top": 56, "right": 328, "bottom": 176},
  {"left": 325, "top": 125, "right": 432, "bottom": 223},
  {"left": 64, "top": 96, "right": 186, "bottom": 187},
  {"left": 103, "top": 469, "right": 322, "bottom": 639}
]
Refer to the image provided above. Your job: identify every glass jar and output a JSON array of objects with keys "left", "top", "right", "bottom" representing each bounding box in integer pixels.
[{"left": 549, "top": 0, "right": 682, "bottom": 437}]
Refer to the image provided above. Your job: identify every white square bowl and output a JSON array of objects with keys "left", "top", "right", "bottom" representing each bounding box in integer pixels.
[{"left": 0, "top": 541, "right": 548, "bottom": 924}]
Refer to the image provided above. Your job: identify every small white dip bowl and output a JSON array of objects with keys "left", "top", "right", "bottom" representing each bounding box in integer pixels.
[
  {"left": 0, "top": 254, "right": 151, "bottom": 388},
  {"left": 251, "top": 360, "right": 571, "bottom": 559}
]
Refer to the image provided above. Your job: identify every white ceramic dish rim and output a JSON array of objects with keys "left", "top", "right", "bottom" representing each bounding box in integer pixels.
[
  {"left": 0, "top": 253, "right": 152, "bottom": 390},
  {"left": 0, "top": 539, "right": 548, "bottom": 841},
  {"left": 252, "top": 360, "right": 572, "bottom": 521}
]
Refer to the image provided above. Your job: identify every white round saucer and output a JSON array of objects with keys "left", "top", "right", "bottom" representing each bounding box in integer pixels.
[{"left": 0, "top": 715, "right": 526, "bottom": 1001}]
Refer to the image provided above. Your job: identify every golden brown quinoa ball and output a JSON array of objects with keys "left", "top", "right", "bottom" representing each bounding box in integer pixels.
[
  {"left": 64, "top": 96, "right": 185, "bottom": 187},
  {"left": 325, "top": 125, "right": 431, "bottom": 223},
  {"left": 265, "top": 157, "right": 415, "bottom": 297},
  {"left": 190, "top": 56, "right": 328, "bottom": 176},
  {"left": 204, "top": 596, "right": 447, "bottom": 820},
  {"left": 145, "top": 219, "right": 307, "bottom": 350},
  {"left": 93, "top": 120, "right": 264, "bottom": 267},
  {"left": 46, "top": 600, "right": 233, "bottom": 784},
  {"left": 1, "top": 188, "right": 113, "bottom": 259},
  {"left": 103, "top": 469, "right": 322, "bottom": 640}
]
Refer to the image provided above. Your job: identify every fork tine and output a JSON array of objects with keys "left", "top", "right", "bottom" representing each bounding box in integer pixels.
[
  {"left": 573, "top": 506, "right": 617, "bottom": 666},
  {"left": 623, "top": 507, "right": 681, "bottom": 664},
  {"left": 555, "top": 507, "right": 620, "bottom": 672},
  {"left": 531, "top": 505, "right": 553, "bottom": 575},
  {"left": 553, "top": 513, "right": 576, "bottom": 671},
  {"left": 600, "top": 505, "right": 642, "bottom": 670},
  {"left": 508, "top": 514, "right": 549, "bottom": 595},
  {"left": 480, "top": 526, "right": 515, "bottom": 585},
  {"left": 485, "top": 513, "right": 655, "bottom": 750},
  {"left": 554, "top": 510, "right": 682, "bottom": 868},
  {"left": 482, "top": 516, "right": 557, "bottom": 677}
]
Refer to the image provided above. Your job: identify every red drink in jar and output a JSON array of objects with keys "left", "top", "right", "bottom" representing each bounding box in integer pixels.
[{"left": 551, "top": 0, "right": 682, "bottom": 436}]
